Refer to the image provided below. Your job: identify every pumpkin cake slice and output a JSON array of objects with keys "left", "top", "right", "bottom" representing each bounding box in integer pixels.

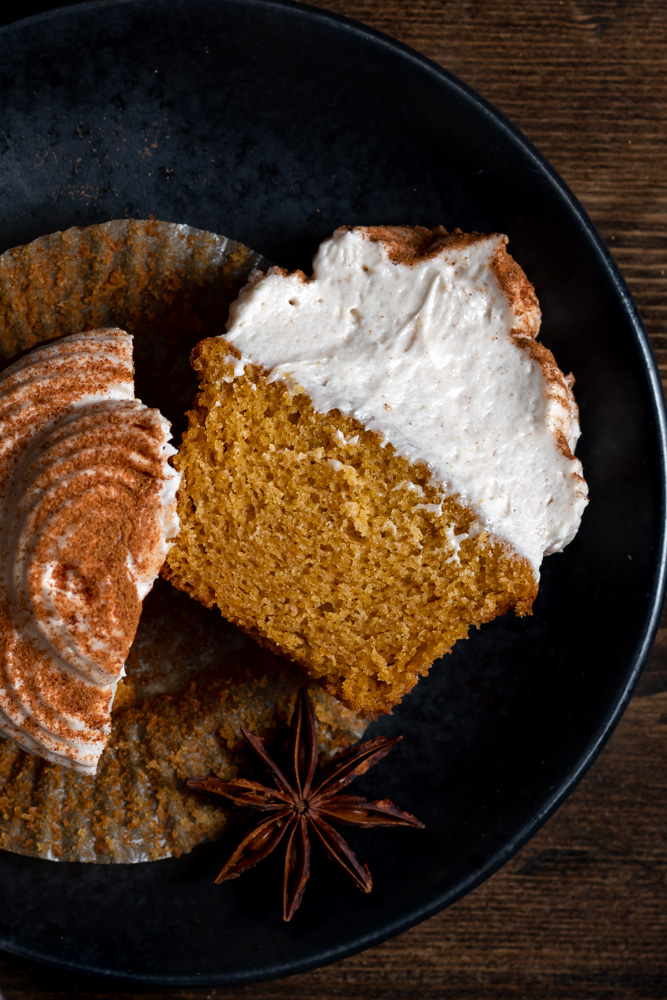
[{"left": 165, "top": 225, "right": 588, "bottom": 717}]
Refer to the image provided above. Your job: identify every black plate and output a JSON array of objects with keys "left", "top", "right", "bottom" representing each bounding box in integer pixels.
[{"left": 0, "top": 0, "right": 665, "bottom": 986}]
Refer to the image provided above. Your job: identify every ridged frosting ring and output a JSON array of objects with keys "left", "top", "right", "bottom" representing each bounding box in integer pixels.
[{"left": 0, "top": 329, "right": 180, "bottom": 773}]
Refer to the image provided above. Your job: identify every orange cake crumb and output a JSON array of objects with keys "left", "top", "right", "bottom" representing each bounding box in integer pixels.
[{"left": 164, "top": 340, "right": 537, "bottom": 716}]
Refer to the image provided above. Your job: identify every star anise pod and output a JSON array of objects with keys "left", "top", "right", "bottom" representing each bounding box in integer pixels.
[{"left": 187, "top": 687, "right": 424, "bottom": 921}]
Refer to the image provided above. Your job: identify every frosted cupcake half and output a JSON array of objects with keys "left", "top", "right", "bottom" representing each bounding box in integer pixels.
[{"left": 165, "top": 226, "right": 588, "bottom": 716}]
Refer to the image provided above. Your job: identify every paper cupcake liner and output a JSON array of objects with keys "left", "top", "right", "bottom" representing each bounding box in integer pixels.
[
  {"left": 0, "top": 220, "right": 365, "bottom": 864},
  {"left": 0, "top": 217, "right": 269, "bottom": 435}
]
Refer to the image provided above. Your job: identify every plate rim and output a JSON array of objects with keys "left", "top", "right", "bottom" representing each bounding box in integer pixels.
[{"left": 0, "top": 0, "right": 665, "bottom": 985}]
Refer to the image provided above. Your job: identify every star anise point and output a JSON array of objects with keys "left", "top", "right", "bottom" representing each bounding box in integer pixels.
[{"left": 188, "top": 687, "right": 423, "bottom": 920}]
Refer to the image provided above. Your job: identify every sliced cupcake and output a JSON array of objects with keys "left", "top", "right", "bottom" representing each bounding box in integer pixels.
[{"left": 165, "top": 226, "right": 588, "bottom": 716}]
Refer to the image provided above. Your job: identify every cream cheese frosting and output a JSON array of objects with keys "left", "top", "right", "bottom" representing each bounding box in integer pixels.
[
  {"left": 0, "top": 329, "right": 180, "bottom": 773},
  {"left": 224, "top": 226, "right": 587, "bottom": 573}
]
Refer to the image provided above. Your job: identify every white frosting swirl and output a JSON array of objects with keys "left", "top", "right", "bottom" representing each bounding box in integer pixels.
[{"left": 0, "top": 330, "right": 180, "bottom": 773}]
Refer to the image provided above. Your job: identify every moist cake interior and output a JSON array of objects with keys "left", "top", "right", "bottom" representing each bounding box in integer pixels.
[{"left": 165, "top": 339, "right": 538, "bottom": 717}]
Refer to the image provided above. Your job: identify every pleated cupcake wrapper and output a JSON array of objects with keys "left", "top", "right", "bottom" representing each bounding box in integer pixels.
[
  {"left": 0, "top": 220, "right": 365, "bottom": 864},
  {"left": 0, "top": 218, "right": 270, "bottom": 436}
]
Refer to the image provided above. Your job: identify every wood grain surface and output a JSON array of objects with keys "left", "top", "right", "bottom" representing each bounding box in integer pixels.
[{"left": 1, "top": 0, "right": 666, "bottom": 997}]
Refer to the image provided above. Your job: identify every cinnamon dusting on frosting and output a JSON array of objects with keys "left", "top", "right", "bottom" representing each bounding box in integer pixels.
[
  {"left": 359, "top": 225, "right": 509, "bottom": 267},
  {"left": 489, "top": 239, "right": 581, "bottom": 463},
  {"left": 0, "top": 329, "right": 180, "bottom": 773}
]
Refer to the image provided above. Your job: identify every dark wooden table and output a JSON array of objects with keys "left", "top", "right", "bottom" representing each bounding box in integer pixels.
[{"left": 1, "top": 1, "right": 666, "bottom": 997}]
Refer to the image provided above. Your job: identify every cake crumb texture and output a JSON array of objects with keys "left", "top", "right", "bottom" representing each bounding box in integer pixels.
[{"left": 165, "top": 340, "right": 538, "bottom": 716}]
